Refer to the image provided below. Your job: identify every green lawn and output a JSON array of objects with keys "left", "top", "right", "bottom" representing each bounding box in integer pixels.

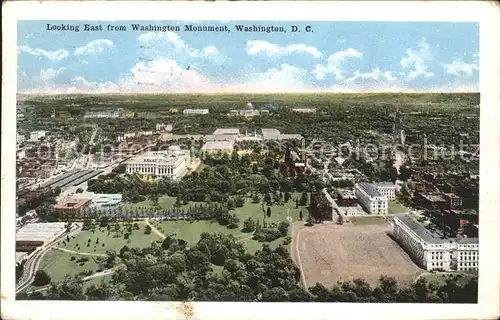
[
  {"left": 58, "top": 222, "right": 159, "bottom": 254},
  {"left": 231, "top": 193, "right": 307, "bottom": 225},
  {"left": 39, "top": 193, "right": 306, "bottom": 284},
  {"left": 121, "top": 196, "right": 200, "bottom": 213},
  {"left": 388, "top": 200, "right": 410, "bottom": 214},
  {"left": 349, "top": 215, "right": 389, "bottom": 226},
  {"left": 37, "top": 249, "right": 101, "bottom": 283}
]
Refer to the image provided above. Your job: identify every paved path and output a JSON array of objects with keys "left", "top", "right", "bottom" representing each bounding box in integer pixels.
[
  {"left": 144, "top": 219, "right": 166, "bottom": 239},
  {"left": 53, "top": 247, "right": 106, "bottom": 257},
  {"left": 16, "top": 225, "right": 82, "bottom": 294}
]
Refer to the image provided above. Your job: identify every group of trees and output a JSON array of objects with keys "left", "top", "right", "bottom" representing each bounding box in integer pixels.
[
  {"left": 21, "top": 232, "right": 478, "bottom": 303},
  {"left": 309, "top": 275, "right": 477, "bottom": 303}
]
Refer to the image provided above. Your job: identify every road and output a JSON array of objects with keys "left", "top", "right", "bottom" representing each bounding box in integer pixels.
[
  {"left": 144, "top": 219, "right": 166, "bottom": 239},
  {"left": 16, "top": 224, "right": 82, "bottom": 294}
]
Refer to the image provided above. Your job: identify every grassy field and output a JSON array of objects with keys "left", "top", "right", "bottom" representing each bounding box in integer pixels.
[
  {"left": 121, "top": 196, "right": 202, "bottom": 213},
  {"left": 54, "top": 221, "right": 159, "bottom": 255},
  {"left": 37, "top": 249, "right": 101, "bottom": 283},
  {"left": 349, "top": 215, "right": 388, "bottom": 226},
  {"left": 38, "top": 193, "right": 307, "bottom": 283},
  {"left": 388, "top": 200, "right": 410, "bottom": 215}
]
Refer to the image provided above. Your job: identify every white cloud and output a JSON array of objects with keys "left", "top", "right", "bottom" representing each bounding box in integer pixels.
[
  {"left": 118, "top": 58, "right": 218, "bottom": 93},
  {"left": 346, "top": 68, "right": 397, "bottom": 82},
  {"left": 39, "top": 67, "right": 68, "bottom": 83},
  {"left": 18, "top": 45, "right": 69, "bottom": 61},
  {"left": 245, "top": 64, "right": 310, "bottom": 92},
  {"left": 400, "top": 39, "right": 435, "bottom": 79},
  {"left": 312, "top": 48, "right": 362, "bottom": 80},
  {"left": 246, "top": 40, "right": 322, "bottom": 58},
  {"left": 443, "top": 58, "right": 478, "bottom": 76},
  {"left": 138, "top": 32, "right": 225, "bottom": 63},
  {"left": 74, "top": 39, "right": 114, "bottom": 56}
]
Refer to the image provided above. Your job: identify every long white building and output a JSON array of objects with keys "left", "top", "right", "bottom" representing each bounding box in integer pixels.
[
  {"left": 355, "top": 182, "right": 396, "bottom": 214},
  {"left": 125, "top": 145, "right": 190, "bottom": 180},
  {"left": 183, "top": 108, "right": 209, "bottom": 114},
  {"left": 30, "top": 131, "right": 46, "bottom": 141},
  {"left": 392, "top": 214, "right": 479, "bottom": 271}
]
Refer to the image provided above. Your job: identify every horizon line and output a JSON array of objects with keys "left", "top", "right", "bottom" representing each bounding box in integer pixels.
[{"left": 17, "top": 91, "right": 480, "bottom": 96}]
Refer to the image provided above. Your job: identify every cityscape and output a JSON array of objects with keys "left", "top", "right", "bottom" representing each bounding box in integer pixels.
[{"left": 14, "top": 20, "right": 480, "bottom": 303}]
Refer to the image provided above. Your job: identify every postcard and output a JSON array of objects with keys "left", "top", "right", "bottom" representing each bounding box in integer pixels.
[{"left": 2, "top": 1, "right": 500, "bottom": 320}]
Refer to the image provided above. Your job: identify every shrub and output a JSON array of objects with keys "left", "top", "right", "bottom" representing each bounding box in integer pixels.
[
  {"left": 70, "top": 256, "right": 76, "bottom": 261},
  {"left": 33, "top": 270, "right": 51, "bottom": 286}
]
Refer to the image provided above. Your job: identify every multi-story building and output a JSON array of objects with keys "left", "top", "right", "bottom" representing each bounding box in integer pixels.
[
  {"left": 29, "top": 131, "right": 46, "bottom": 141},
  {"left": 17, "top": 134, "right": 25, "bottom": 145},
  {"left": 53, "top": 198, "right": 92, "bottom": 215},
  {"left": 392, "top": 214, "right": 479, "bottom": 271},
  {"left": 292, "top": 107, "right": 317, "bottom": 113},
  {"left": 156, "top": 123, "right": 173, "bottom": 132},
  {"left": 183, "top": 108, "right": 209, "bottom": 115},
  {"left": 374, "top": 182, "right": 397, "bottom": 200},
  {"left": 201, "top": 141, "right": 235, "bottom": 154},
  {"left": 443, "top": 193, "right": 463, "bottom": 209},
  {"left": 83, "top": 108, "right": 125, "bottom": 119},
  {"left": 125, "top": 145, "right": 190, "bottom": 180},
  {"left": 355, "top": 182, "right": 396, "bottom": 214}
]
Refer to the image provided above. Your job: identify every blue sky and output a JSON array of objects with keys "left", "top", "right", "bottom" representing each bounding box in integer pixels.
[{"left": 17, "top": 20, "right": 479, "bottom": 93}]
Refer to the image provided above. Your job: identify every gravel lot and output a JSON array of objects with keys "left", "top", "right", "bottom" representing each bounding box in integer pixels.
[{"left": 293, "top": 222, "right": 424, "bottom": 288}]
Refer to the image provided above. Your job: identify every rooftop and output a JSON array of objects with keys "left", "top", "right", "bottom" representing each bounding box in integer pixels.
[
  {"left": 205, "top": 134, "right": 238, "bottom": 142},
  {"left": 126, "top": 148, "right": 189, "bottom": 165},
  {"left": 357, "top": 182, "right": 382, "bottom": 198},
  {"left": 16, "top": 222, "right": 66, "bottom": 242},
  {"left": 422, "top": 194, "right": 447, "bottom": 202},
  {"left": 395, "top": 214, "right": 448, "bottom": 244},
  {"left": 54, "top": 198, "right": 91, "bottom": 210},
  {"left": 261, "top": 128, "right": 281, "bottom": 135},
  {"left": 201, "top": 141, "right": 235, "bottom": 151},
  {"left": 456, "top": 237, "right": 479, "bottom": 244},
  {"left": 213, "top": 128, "right": 240, "bottom": 135}
]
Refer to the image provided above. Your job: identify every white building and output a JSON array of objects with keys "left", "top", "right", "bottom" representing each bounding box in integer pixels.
[
  {"left": 355, "top": 182, "right": 391, "bottom": 214},
  {"left": 156, "top": 123, "right": 173, "bottom": 132},
  {"left": 201, "top": 141, "right": 235, "bottom": 153},
  {"left": 125, "top": 145, "right": 190, "bottom": 180},
  {"left": 17, "top": 134, "right": 25, "bottom": 145},
  {"left": 213, "top": 128, "right": 240, "bottom": 135},
  {"left": 392, "top": 214, "right": 479, "bottom": 271},
  {"left": 30, "top": 131, "right": 46, "bottom": 141},
  {"left": 17, "top": 148, "right": 26, "bottom": 160},
  {"left": 374, "top": 182, "right": 397, "bottom": 200},
  {"left": 83, "top": 108, "right": 125, "bottom": 119},
  {"left": 292, "top": 107, "right": 316, "bottom": 113},
  {"left": 73, "top": 192, "right": 123, "bottom": 211},
  {"left": 183, "top": 109, "right": 209, "bottom": 115}
]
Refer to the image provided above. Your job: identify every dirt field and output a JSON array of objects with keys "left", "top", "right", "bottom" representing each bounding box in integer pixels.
[{"left": 293, "top": 221, "right": 424, "bottom": 289}]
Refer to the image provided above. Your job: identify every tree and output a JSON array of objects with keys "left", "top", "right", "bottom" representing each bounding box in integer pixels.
[
  {"left": 144, "top": 225, "right": 152, "bottom": 235},
  {"left": 266, "top": 207, "right": 272, "bottom": 218},
  {"left": 299, "top": 192, "right": 308, "bottom": 206},
  {"left": 264, "top": 193, "right": 272, "bottom": 206},
  {"left": 252, "top": 194, "right": 260, "bottom": 203},
  {"left": 284, "top": 192, "right": 291, "bottom": 202},
  {"left": 76, "top": 188, "right": 84, "bottom": 194},
  {"left": 242, "top": 218, "right": 256, "bottom": 233},
  {"left": 33, "top": 270, "right": 51, "bottom": 286},
  {"left": 278, "top": 221, "right": 289, "bottom": 237}
]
